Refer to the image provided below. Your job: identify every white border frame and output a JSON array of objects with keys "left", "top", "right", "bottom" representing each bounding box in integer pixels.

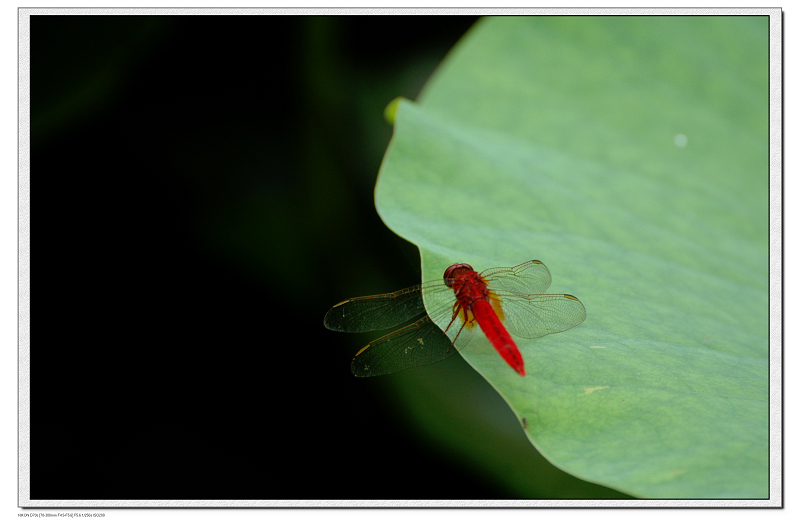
[{"left": 17, "top": 7, "right": 783, "bottom": 509}]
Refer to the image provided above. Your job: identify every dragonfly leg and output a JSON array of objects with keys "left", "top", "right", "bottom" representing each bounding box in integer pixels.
[
  {"left": 445, "top": 321, "right": 469, "bottom": 353},
  {"left": 441, "top": 303, "right": 470, "bottom": 354},
  {"left": 443, "top": 302, "right": 464, "bottom": 334}
]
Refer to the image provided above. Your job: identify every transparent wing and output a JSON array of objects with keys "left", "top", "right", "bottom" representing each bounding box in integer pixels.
[
  {"left": 500, "top": 293, "right": 587, "bottom": 340},
  {"left": 481, "top": 260, "right": 585, "bottom": 339},
  {"left": 481, "top": 260, "right": 552, "bottom": 295},
  {"left": 350, "top": 316, "right": 458, "bottom": 377},
  {"left": 323, "top": 285, "right": 427, "bottom": 333}
]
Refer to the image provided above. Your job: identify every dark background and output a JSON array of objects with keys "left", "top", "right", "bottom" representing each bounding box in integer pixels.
[{"left": 30, "top": 15, "right": 627, "bottom": 501}]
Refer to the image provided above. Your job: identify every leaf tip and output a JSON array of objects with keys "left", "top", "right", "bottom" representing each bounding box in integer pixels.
[{"left": 383, "top": 96, "right": 409, "bottom": 125}]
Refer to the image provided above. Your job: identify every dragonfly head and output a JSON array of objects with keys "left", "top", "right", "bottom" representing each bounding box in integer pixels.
[{"left": 443, "top": 263, "right": 474, "bottom": 288}]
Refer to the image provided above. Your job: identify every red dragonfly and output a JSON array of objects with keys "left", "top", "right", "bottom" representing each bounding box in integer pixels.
[{"left": 324, "top": 260, "right": 586, "bottom": 377}]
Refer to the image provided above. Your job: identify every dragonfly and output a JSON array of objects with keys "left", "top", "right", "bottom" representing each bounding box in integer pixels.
[{"left": 324, "top": 260, "right": 586, "bottom": 377}]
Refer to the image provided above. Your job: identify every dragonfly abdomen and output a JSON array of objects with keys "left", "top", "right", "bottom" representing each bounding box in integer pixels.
[{"left": 471, "top": 299, "right": 526, "bottom": 376}]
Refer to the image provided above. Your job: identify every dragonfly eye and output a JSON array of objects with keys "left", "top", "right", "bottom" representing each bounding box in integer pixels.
[{"left": 443, "top": 263, "right": 474, "bottom": 286}]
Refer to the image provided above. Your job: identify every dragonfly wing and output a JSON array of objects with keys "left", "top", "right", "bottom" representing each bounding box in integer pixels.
[
  {"left": 351, "top": 316, "right": 458, "bottom": 377},
  {"left": 324, "top": 285, "right": 425, "bottom": 333},
  {"left": 502, "top": 293, "right": 586, "bottom": 340},
  {"left": 419, "top": 279, "right": 458, "bottom": 318},
  {"left": 482, "top": 260, "right": 553, "bottom": 295}
]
